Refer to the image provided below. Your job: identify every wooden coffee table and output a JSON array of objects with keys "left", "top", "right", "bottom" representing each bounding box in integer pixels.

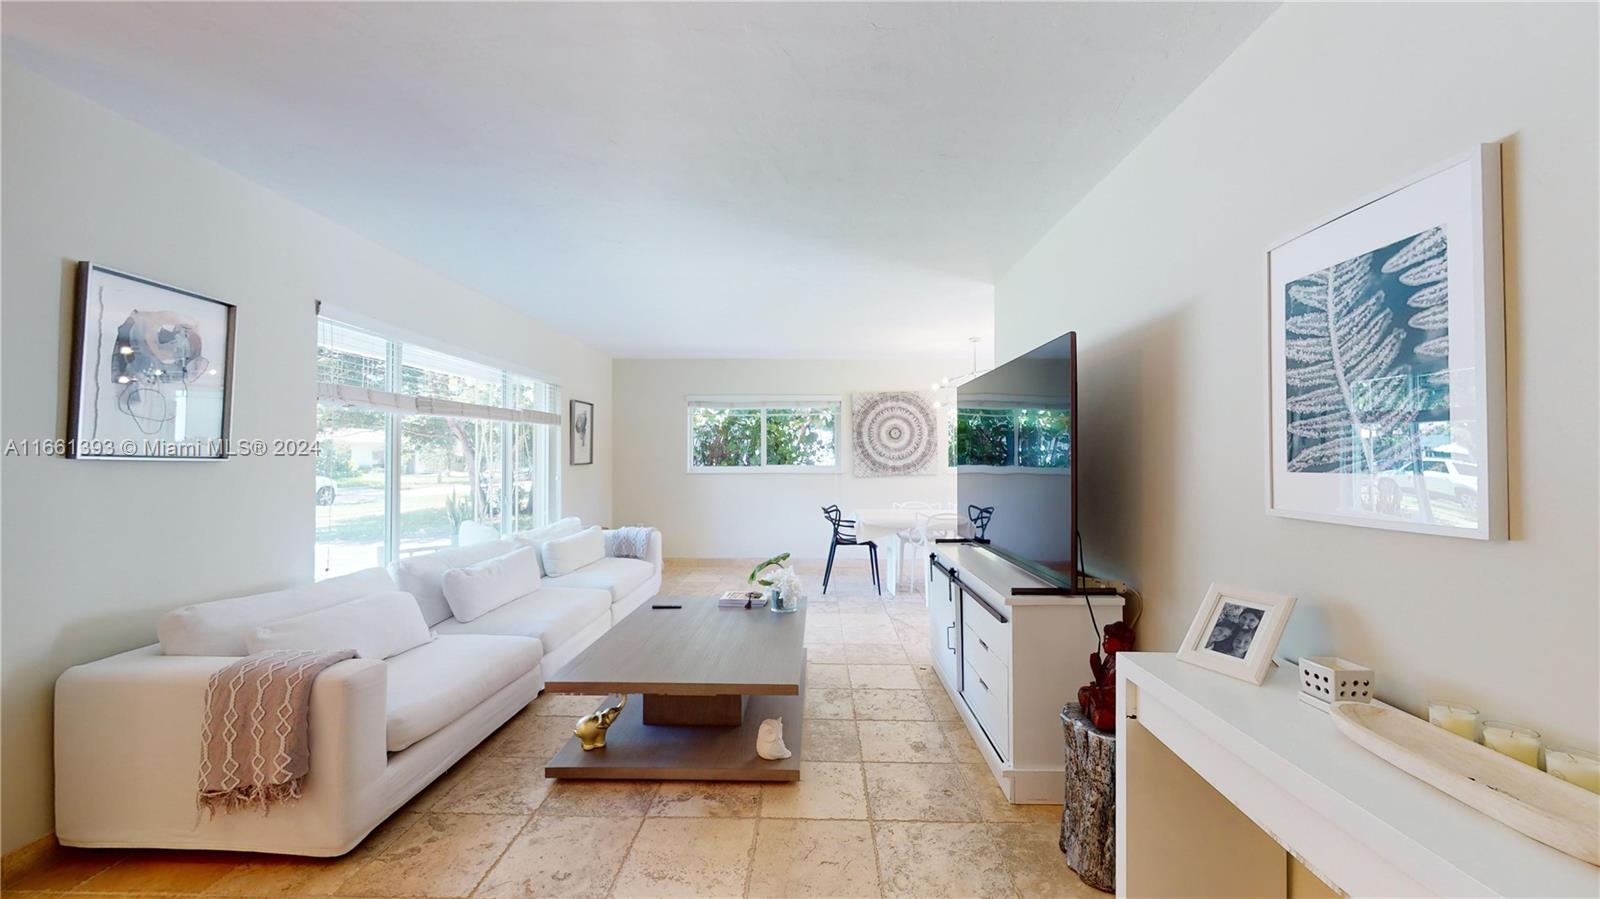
[{"left": 542, "top": 599, "right": 805, "bottom": 782}]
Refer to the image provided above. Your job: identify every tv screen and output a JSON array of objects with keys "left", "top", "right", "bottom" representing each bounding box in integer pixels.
[{"left": 953, "top": 331, "right": 1077, "bottom": 588}]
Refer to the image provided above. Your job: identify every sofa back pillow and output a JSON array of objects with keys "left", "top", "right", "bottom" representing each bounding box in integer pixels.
[
  {"left": 245, "top": 591, "right": 433, "bottom": 660},
  {"left": 391, "top": 539, "right": 516, "bottom": 626},
  {"left": 442, "top": 546, "right": 542, "bottom": 623},
  {"left": 540, "top": 526, "right": 606, "bottom": 578},
  {"left": 159, "top": 567, "right": 396, "bottom": 656},
  {"left": 511, "top": 517, "right": 584, "bottom": 575}
]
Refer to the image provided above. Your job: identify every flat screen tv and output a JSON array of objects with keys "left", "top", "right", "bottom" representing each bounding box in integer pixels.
[{"left": 953, "top": 331, "right": 1077, "bottom": 590}]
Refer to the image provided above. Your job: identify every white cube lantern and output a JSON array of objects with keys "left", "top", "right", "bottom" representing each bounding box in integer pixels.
[{"left": 1298, "top": 656, "right": 1375, "bottom": 711}]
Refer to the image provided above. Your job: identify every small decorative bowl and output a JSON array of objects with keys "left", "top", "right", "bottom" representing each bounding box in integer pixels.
[{"left": 1298, "top": 656, "right": 1375, "bottom": 711}]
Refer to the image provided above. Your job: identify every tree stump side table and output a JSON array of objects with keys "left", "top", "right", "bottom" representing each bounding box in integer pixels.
[{"left": 1060, "top": 703, "right": 1115, "bottom": 893}]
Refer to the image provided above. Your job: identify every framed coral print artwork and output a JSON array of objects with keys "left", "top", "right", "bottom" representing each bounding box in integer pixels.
[
  {"left": 1266, "top": 145, "right": 1505, "bottom": 539},
  {"left": 66, "top": 263, "right": 236, "bottom": 460}
]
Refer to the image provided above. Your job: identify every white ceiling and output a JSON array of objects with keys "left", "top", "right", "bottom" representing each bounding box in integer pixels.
[{"left": 2, "top": 2, "right": 1272, "bottom": 359}]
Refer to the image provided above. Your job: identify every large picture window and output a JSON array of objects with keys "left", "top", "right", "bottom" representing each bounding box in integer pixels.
[
  {"left": 315, "top": 318, "right": 560, "bottom": 577},
  {"left": 687, "top": 398, "right": 839, "bottom": 472}
]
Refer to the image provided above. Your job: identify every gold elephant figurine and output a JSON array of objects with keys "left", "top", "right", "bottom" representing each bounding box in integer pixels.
[{"left": 574, "top": 694, "right": 627, "bottom": 750}]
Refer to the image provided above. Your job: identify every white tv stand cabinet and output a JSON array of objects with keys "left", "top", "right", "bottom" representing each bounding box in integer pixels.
[{"left": 926, "top": 542, "right": 1126, "bottom": 803}]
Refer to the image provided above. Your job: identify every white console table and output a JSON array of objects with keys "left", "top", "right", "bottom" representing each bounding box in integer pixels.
[
  {"left": 1117, "top": 652, "right": 1599, "bottom": 898},
  {"left": 927, "top": 543, "right": 1125, "bottom": 802}
]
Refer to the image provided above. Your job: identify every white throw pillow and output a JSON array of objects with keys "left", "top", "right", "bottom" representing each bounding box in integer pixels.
[
  {"left": 441, "top": 546, "right": 542, "bottom": 622},
  {"left": 391, "top": 539, "right": 517, "bottom": 626},
  {"left": 159, "top": 566, "right": 397, "bottom": 656},
  {"left": 539, "top": 526, "right": 606, "bottom": 578},
  {"left": 511, "top": 517, "right": 584, "bottom": 574},
  {"left": 245, "top": 591, "right": 432, "bottom": 660}
]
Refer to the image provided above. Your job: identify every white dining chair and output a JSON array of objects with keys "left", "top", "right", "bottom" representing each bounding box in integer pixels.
[{"left": 905, "top": 510, "right": 960, "bottom": 590}]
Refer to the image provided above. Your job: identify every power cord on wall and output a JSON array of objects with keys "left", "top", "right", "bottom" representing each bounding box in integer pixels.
[{"left": 1075, "top": 529, "right": 1142, "bottom": 645}]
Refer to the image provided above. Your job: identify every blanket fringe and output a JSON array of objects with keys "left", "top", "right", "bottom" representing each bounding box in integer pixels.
[{"left": 198, "top": 777, "right": 305, "bottom": 818}]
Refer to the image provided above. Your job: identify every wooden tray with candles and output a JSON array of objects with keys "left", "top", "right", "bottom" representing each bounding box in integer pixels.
[{"left": 1329, "top": 701, "right": 1600, "bottom": 866}]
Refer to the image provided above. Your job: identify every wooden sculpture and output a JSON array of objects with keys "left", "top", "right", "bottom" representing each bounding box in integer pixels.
[{"left": 1078, "top": 620, "right": 1134, "bottom": 733}]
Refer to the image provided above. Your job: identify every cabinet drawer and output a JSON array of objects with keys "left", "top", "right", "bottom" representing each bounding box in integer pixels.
[
  {"left": 961, "top": 591, "right": 1011, "bottom": 665},
  {"left": 964, "top": 621, "right": 1008, "bottom": 688},
  {"left": 962, "top": 659, "right": 1010, "bottom": 761}
]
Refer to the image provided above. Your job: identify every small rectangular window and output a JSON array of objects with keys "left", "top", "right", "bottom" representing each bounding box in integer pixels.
[{"left": 687, "top": 398, "right": 840, "bottom": 472}]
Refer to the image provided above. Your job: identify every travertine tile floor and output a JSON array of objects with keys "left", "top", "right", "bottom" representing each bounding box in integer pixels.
[{"left": 8, "top": 559, "right": 1101, "bottom": 898}]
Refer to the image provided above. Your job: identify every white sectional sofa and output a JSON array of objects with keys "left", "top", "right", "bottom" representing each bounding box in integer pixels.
[{"left": 53, "top": 518, "right": 661, "bottom": 856}]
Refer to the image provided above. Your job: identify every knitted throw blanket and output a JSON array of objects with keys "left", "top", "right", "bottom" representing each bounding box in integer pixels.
[
  {"left": 197, "top": 649, "right": 355, "bottom": 814},
  {"left": 605, "top": 526, "right": 656, "bottom": 561}
]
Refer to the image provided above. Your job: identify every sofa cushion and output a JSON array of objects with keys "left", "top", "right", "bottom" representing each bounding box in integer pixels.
[
  {"left": 539, "top": 526, "right": 605, "bottom": 578},
  {"left": 434, "top": 587, "right": 610, "bottom": 651},
  {"left": 384, "top": 635, "right": 542, "bottom": 752},
  {"left": 511, "top": 517, "right": 584, "bottom": 574},
  {"left": 543, "top": 557, "right": 654, "bottom": 603},
  {"left": 246, "top": 591, "right": 433, "bottom": 660},
  {"left": 442, "top": 546, "right": 541, "bottom": 623},
  {"left": 159, "top": 567, "right": 396, "bottom": 657},
  {"left": 391, "top": 540, "right": 516, "bottom": 627}
]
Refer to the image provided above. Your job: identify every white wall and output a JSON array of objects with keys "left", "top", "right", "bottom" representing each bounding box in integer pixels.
[
  {"left": 996, "top": 4, "right": 1598, "bottom": 749},
  {"left": 613, "top": 359, "right": 958, "bottom": 560},
  {"left": 0, "top": 63, "right": 613, "bottom": 852}
]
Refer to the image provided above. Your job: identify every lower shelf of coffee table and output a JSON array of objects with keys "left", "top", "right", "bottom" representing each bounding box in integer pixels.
[{"left": 544, "top": 692, "right": 804, "bottom": 782}]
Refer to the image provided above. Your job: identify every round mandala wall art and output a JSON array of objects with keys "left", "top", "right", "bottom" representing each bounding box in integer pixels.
[{"left": 852, "top": 391, "right": 938, "bottom": 477}]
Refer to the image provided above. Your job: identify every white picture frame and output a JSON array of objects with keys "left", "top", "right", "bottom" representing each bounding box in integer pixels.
[
  {"left": 1266, "top": 145, "right": 1505, "bottom": 539},
  {"left": 1176, "top": 584, "right": 1296, "bottom": 685}
]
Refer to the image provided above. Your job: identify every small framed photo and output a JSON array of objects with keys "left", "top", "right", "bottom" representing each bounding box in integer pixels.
[
  {"left": 1176, "top": 584, "right": 1296, "bottom": 685},
  {"left": 569, "top": 399, "right": 594, "bottom": 465}
]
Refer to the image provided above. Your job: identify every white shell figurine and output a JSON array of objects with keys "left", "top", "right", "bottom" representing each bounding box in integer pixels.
[{"left": 756, "top": 717, "right": 792, "bottom": 760}]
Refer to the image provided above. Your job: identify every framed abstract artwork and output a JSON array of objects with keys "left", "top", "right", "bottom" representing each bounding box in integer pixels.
[
  {"left": 852, "top": 391, "right": 938, "bottom": 477},
  {"left": 66, "top": 263, "right": 236, "bottom": 460},
  {"left": 570, "top": 399, "right": 594, "bottom": 465},
  {"left": 1266, "top": 145, "right": 1505, "bottom": 539}
]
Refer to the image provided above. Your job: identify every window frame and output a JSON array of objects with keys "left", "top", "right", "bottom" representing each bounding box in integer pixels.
[
  {"left": 685, "top": 395, "right": 842, "bottom": 474},
  {"left": 315, "top": 317, "right": 561, "bottom": 576}
]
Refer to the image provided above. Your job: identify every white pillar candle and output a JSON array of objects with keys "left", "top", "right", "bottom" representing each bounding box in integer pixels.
[
  {"left": 1481, "top": 721, "right": 1542, "bottom": 767},
  {"left": 1545, "top": 747, "right": 1600, "bottom": 794},
  {"left": 1427, "top": 700, "right": 1478, "bottom": 741}
]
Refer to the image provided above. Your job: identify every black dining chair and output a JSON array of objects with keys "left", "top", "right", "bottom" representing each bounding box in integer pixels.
[
  {"left": 967, "top": 504, "right": 995, "bottom": 540},
  {"left": 821, "top": 505, "right": 880, "bottom": 595}
]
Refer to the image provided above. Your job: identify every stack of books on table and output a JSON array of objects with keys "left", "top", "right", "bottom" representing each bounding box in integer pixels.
[{"left": 718, "top": 591, "right": 767, "bottom": 608}]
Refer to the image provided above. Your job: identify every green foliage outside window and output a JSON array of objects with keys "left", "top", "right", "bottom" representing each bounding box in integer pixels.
[
  {"left": 690, "top": 405, "right": 838, "bottom": 468},
  {"left": 765, "top": 408, "right": 837, "bottom": 466},
  {"left": 692, "top": 408, "right": 762, "bottom": 467},
  {"left": 952, "top": 407, "right": 1070, "bottom": 469}
]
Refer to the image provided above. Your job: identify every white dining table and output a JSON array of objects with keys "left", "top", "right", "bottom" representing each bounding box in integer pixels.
[{"left": 850, "top": 509, "right": 924, "bottom": 597}]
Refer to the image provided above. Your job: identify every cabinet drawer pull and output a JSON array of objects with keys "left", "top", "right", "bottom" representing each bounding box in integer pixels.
[
  {"left": 978, "top": 676, "right": 989, "bottom": 692},
  {"left": 978, "top": 637, "right": 989, "bottom": 651}
]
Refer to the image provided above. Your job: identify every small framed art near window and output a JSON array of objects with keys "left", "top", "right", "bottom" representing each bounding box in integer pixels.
[
  {"left": 1176, "top": 584, "right": 1296, "bottom": 685},
  {"left": 570, "top": 399, "right": 594, "bottom": 465}
]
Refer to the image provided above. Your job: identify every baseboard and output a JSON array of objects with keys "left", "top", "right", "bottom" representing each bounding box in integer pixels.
[
  {"left": 1010, "top": 765, "right": 1068, "bottom": 803},
  {"left": 2, "top": 831, "right": 62, "bottom": 887}
]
